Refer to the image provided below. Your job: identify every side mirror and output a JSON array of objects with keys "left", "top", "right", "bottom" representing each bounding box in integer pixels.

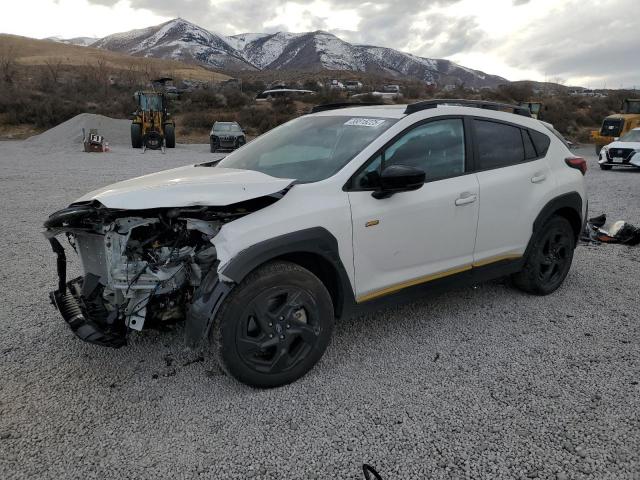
[{"left": 372, "top": 164, "right": 425, "bottom": 199}]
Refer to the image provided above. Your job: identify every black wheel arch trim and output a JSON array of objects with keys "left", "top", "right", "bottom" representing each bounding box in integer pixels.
[
  {"left": 530, "top": 192, "right": 584, "bottom": 249},
  {"left": 220, "top": 227, "right": 355, "bottom": 318},
  {"left": 184, "top": 227, "right": 354, "bottom": 348}
]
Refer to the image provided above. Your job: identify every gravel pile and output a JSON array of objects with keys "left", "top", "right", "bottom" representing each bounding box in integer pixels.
[
  {"left": 25, "top": 113, "right": 131, "bottom": 148},
  {"left": 0, "top": 140, "right": 638, "bottom": 480}
]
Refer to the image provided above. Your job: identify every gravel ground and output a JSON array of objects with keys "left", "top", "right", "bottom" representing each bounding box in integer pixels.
[{"left": 0, "top": 138, "right": 638, "bottom": 480}]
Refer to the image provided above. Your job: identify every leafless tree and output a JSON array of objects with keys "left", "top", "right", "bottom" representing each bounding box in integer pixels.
[
  {"left": 44, "top": 57, "right": 63, "bottom": 84},
  {"left": 0, "top": 44, "right": 18, "bottom": 84}
]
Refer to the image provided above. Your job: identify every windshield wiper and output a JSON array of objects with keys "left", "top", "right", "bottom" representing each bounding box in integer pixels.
[{"left": 195, "top": 158, "right": 224, "bottom": 167}]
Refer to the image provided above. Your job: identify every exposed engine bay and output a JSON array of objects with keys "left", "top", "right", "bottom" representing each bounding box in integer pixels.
[{"left": 43, "top": 195, "right": 280, "bottom": 348}]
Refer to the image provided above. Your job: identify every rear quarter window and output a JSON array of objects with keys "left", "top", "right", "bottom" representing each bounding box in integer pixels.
[
  {"left": 529, "top": 130, "right": 551, "bottom": 157},
  {"left": 522, "top": 130, "right": 537, "bottom": 159}
]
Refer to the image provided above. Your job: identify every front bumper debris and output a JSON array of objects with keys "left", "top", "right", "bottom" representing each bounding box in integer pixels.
[
  {"left": 47, "top": 237, "right": 126, "bottom": 348},
  {"left": 50, "top": 280, "right": 126, "bottom": 348}
]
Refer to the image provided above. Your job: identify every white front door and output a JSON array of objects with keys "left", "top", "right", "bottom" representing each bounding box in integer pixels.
[{"left": 347, "top": 118, "right": 480, "bottom": 302}]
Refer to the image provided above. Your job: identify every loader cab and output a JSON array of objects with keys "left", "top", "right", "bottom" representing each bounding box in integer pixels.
[
  {"left": 134, "top": 92, "right": 166, "bottom": 113},
  {"left": 519, "top": 101, "right": 543, "bottom": 119},
  {"left": 622, "top": 99, "right": 640, "bottom": 114}
]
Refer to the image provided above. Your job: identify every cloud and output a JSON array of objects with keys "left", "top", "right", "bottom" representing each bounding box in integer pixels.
[
  {"left": 82, "top": 0, "right": 640, "bottom": 86},
  {"left": 503, "top": 0, "right": 640, "bottom": 86}
]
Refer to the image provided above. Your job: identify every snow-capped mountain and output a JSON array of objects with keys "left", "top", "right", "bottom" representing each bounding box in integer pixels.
[
  {"left": 92, "top": 18, "right": 254, "bottom": 70},
  {"left": 91, "top": 18, "right": 507, "bottom": 87},
  {"left": 46, "top": 36, "right": 98, "bottom": 47}
]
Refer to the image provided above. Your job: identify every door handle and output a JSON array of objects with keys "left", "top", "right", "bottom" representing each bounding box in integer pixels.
[
  {"left": 531, "top": 173, "right": 547, "bottom": 183},
  {"left": 455, "top": 192, "right": 477, "bottom": 206}
]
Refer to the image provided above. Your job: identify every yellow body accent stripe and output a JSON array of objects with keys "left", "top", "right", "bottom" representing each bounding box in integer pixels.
[
  {"left": 471, "top": 253, "right": 523, "bottom": 268},
  {"left": 356, "top": 252, "right": 522, "bottom": 303}
]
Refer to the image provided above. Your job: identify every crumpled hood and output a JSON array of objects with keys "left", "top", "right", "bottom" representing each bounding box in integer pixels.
[{"left": 74, "top": 165, "right": 294, "bottom": 209}]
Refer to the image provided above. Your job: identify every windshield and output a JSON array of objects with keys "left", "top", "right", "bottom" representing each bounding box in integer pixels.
[
  {"left": 619, "top": 129, "right": 640, "bottom": 142},
  {"left": 218, "top": 115, "right": 397, "bottom": 182},
  {"left": 139, "top": 94, "right": 163, "bottom": 111},
  {"left": 214, "top": 123, "right": 242, "bottom": 133}
]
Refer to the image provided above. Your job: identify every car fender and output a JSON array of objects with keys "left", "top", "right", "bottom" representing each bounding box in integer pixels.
[
  {"left": 530, "top": 191, "right": 584, "bottom": 248},
  {"left": 185, "top": 227, "right": 354, "bottom": 347}
]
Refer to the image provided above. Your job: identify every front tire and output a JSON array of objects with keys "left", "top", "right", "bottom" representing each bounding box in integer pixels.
[
  {"left": 131, "top": 123, "right": 142, "bottom": 148},
  {"left": 164, "top": 124, "right": 175, "bottom": 148},
  {"left": 599, "top": 164, "right": 612, "bottom": 170},
  {"left": 512, "top": 216, "right": 575, "bottom": 295},
  {"left": 211, "top": 261, "right": 334, "bottom": 388},
  {"left": 595, "top": 145, "right": 602, "bottom": 155}
]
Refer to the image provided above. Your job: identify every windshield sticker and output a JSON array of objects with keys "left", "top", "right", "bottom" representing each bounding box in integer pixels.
[{"left": 344, "top": 118, "right": 386, "bottom": 127}]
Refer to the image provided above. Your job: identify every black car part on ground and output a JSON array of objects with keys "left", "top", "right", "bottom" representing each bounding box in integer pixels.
[
  {"left": 582, "top": 214, "right": 640, "bottom": 245},
  {"left": 362, "top": 464, "right": 383, "bottom": 480}
]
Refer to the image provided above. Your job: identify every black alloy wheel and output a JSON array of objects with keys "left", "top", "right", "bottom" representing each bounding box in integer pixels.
[
  {"left": 235, "top": 286, "right": 320, "bottom": 374},
  {"left": 535, "top": 227, "right": 572, "bottom": 287},
  {"left": 512, "top": 216, "right": 575, "bottom": 295},
  {"left": 211, "top": 261, "right": 334, "bottom": 387}
]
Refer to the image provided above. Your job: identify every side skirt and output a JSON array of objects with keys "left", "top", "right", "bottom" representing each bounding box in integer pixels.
[{"left": 342, "top": 257, "right": 524, "bottom": 319}]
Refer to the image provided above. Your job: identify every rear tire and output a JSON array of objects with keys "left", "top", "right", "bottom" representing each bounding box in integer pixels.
[
  {"left": 131, "top": 123, "right": 142, "bottom": 148},
  {"left": 599, "top": 164, "right": 612, "bottom": 170},
  {"left": 164, "top": 124, "right": 175, "bottom": 148},
  {"left": 210, "top": 261, "right": 334, "bottom": 388},
  {"left": 512, "top": 216, "right": 575, "bottom": 295}
]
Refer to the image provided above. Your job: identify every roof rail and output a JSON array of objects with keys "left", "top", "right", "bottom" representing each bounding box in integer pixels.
[
  {"left": 404, "top": 99, "right": 532, "bottom": 117},
  {"left": 309, "top": 102, "right": 385, "bottom": 114}
]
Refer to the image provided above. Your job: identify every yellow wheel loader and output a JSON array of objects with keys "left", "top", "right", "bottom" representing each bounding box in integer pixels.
[
  {"left": 131, "top": 79, "right": 176, "bottom": 151},
  {"left": 518, "top": 101, "right": 544, "bottom": 120},
  {"left": 591, "top": 99, "right": 640, "bottom": 155}
]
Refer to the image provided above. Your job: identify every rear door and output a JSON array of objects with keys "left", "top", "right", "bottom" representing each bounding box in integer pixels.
[{"left": 472, "top": 119, "right": 554, "bottom": 264}]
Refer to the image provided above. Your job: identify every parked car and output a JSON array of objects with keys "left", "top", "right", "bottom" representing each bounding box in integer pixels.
[
  {"left": 210, "top": 121, "right": 246, "bottom": 153},
  {"left": 597, "top": 127, "right": 640, "bottom": 170},
  {"left": 44, "top": 100, "right": 587, "bottom": 388},
  {"left": 344, "top": 80, "right": 363, "bottom": 91},
  {"left": 382, "top": 84, "right": 401, "bottom": 93},
  {"left": 255, "top": 89, "right": 315, "bottom": 102}
]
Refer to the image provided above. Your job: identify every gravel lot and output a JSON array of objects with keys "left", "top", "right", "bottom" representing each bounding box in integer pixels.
[{"left": 0, "top": 132, "right": 638, "bottom": 479}]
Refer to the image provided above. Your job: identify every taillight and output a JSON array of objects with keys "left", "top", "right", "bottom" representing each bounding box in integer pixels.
[{"left": 565, "top": 156, "right": 587, "bottom": 175}]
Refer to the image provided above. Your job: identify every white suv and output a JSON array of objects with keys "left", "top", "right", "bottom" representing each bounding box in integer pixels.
[{"left": 44, "top": 100, "right": 587, "bottom": 387}]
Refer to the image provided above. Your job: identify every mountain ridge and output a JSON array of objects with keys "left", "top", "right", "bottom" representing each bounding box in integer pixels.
[{"left": 74, "top": 18, "right": 507, "bottom": 87}]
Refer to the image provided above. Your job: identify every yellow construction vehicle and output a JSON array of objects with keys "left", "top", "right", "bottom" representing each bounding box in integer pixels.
[
  {"left": 591, "top": 99, "right": 640, "bottom": 155},
  {"left": 131, "top": 78, "right": 176, "bottom": 151},
  {"left": 519, "top": 101, "right": 544, "bottom": 119}
]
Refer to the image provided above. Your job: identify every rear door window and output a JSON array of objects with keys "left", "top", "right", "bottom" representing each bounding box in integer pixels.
[{"left": 474, "top": 120, "right": 525, "bottom": 169}]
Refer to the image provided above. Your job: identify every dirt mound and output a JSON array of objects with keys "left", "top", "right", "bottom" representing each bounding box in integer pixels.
[{"left": 26, "top": 113, "right": 131, "bottom": 147}]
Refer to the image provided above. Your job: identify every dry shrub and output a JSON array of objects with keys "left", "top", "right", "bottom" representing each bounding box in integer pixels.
[{"left": 181, "top": 111, "right": 218, "bottom": 129}]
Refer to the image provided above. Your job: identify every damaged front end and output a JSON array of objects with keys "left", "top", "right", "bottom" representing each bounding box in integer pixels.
[{"left": 43, "top": 197, "right": 274, "bottom": 348}]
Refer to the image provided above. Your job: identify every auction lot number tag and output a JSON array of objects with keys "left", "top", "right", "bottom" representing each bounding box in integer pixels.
[{"left": 344, "top": 118, "right": 386, "bottom": 127}]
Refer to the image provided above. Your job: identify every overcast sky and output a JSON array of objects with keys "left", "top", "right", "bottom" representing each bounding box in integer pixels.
[{"left": 1, "top": 0, "right": 638, "bottom": 88}]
